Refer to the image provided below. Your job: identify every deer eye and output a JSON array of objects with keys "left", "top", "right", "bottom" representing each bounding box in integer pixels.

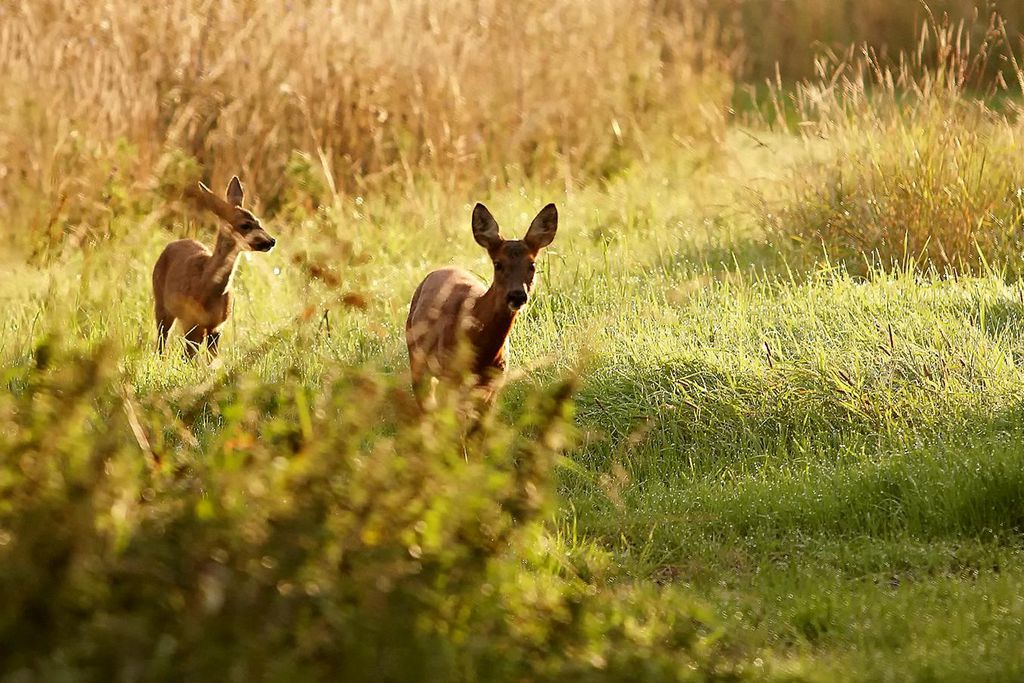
[
  {"left": 494, "top": 261, "right": 503, "bottom": 271},
  {"left": 529, "top": 263, "right": 536, "bottom": 272}
]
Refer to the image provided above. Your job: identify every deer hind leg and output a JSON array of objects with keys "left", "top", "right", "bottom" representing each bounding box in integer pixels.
[
  {"left": 408, "top": 348, "right": 438, "bottom": 412},
  {"left": 183, "top": 326, "right": 206, "bottom": 361},
  {"left": 410, "top": 362, "right": 434, "bottom": 412},
  {"left": 155, "top": 305, "right": 174, "bottom": 355}
]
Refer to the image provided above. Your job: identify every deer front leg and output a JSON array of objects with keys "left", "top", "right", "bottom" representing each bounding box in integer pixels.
[
  {"left": 183, "top": 326, "right": 206, "bottom": 361},
  {"left": 476, "top": 359, "right": 506, "bottom": 406},
  {"left": 471, "top": 376, "right": 500, "bottom": 408},
  {"left": 207, "top": 330, "right": 222, "bottom": 357},
  {"left": 465, "top": 366, "right": 505, "bottom": 435}
]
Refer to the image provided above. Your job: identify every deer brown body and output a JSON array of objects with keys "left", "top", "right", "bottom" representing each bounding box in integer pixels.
[
  {"left": 153, "top": 177, "right": 276, "bottom": 359},
  {"left": 406, "top": 203, "right": 558, "bottom": 408}
]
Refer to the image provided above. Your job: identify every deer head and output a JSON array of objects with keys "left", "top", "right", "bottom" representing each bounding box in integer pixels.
[
  {"left": 472, "top": 203, "right": 558, "bottom": 312},
  {"left": 192, "top": 176, "right": 276, "bottom": 252}
]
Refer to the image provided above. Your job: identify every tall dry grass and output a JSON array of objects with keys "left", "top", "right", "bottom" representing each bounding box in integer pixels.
[
  {"left": 768, "top": 14, "right": 1024, "bottom": 275},
  {"left": 0, "top": 0, "right": 734, "bottom": 255}
]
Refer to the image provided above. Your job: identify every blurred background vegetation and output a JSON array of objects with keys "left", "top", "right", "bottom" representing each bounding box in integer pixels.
[{"left": 2, "top": 0, "right": 1023, "bottom": 256}]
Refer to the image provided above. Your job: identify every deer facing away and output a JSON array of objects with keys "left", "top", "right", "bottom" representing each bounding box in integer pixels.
[
  {"left": 405, "top": 203, "right": 557, "bottom": 408},
  {"left": 152, "top": 177, "right": 276, "bottom": 359}
]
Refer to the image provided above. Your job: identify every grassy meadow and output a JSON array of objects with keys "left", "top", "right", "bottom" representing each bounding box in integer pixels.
[{"left": 4, "top": 1, "right": 1024, "bottom": 681}]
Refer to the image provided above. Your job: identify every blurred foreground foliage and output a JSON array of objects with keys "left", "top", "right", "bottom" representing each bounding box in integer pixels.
[{"left": 0, "top": 343, "right": 754, "bottom": 682}]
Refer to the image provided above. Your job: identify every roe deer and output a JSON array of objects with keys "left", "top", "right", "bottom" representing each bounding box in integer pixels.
[
  {"left": 152, "top": 176, "right": 276, "bottom": 359},
  {"left": 405, "top": 203, "right": 558, "bottom": 409}
]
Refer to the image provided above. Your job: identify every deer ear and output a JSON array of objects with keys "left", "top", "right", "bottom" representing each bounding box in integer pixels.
[
  {"left": 472, "top": 203, "right": 502, "bottom": 253},
  {"left": 190, "top": 181, "right": 235, "bottom": 222},
  {"left": 524, "top": 203, "right": 557, "bottom": 252},
  {"left": 226, "top": 176, "right": 244, "bottom": 207}
]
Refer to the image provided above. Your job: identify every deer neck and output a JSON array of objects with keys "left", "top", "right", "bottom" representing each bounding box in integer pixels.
[
  {"left": 203, "top": 231, "right": 244, "bottom": 299},
  {"left": 470, "top": 285, "right": 516, "bottom": 368}
]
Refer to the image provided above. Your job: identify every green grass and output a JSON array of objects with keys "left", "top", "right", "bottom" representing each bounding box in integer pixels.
[{"left": 4, "top": 129, "right": 1024, "bottom": 680}]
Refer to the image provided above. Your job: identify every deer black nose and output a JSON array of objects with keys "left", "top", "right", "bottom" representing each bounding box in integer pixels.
[
  {"left": 257, "top": 238, "right": 276, "bottom": 252},
  {"left": 507, "top": 290, "right": 528, "bottom": 310}
]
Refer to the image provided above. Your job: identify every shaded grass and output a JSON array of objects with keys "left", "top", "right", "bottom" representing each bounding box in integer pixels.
[
  {"left": 572, "top": 425, "right": 1024, "bottom": 548},
  {"left": 713, "top": 542, "right": 1024, "bottom": 682}
]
